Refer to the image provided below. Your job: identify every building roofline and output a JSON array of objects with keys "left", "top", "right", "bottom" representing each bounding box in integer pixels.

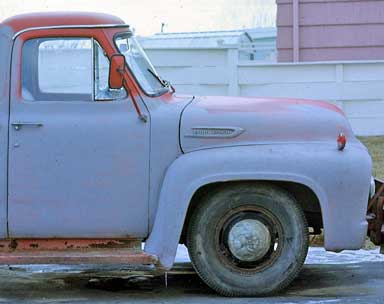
[{"left": 152, "top": 27, "right": 276, "bottom": 36}]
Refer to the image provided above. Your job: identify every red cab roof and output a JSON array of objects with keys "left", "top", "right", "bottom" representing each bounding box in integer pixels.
[{"left": 2, "top": 12, "right": 126, "bottom": 34}]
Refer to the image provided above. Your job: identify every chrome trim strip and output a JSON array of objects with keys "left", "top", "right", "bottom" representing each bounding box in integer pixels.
[{"left": 13, "top": 24, "right": 130, "bottom": 40}]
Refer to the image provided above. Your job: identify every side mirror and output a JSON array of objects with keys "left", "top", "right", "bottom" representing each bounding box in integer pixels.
[{"left": 109, "top": 54, "right": 126, "bottom": 89}]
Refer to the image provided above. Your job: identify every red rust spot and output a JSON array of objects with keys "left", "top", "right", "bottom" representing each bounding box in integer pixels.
[
  {"left": 0, "top": 250, "right": 158, "bottom": 265},
  {"left": 9, "top": 240, "right": 17, "bottom": 250},
  {"left": 0, "top": 238, "right": 140, "bottom": 252}
]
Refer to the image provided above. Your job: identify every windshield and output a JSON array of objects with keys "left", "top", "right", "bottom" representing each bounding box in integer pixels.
[{"left": 115, "top": 33, "right": 169, "bottom": 96}]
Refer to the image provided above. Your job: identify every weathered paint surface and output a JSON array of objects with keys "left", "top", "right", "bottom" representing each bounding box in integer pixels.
[
  {"left": 145, "top": 143, "right": 371, "bottom": 268},
  {"left": 0, "top": 238, "right": 141, "bottom": 251},
  {"left": 0, "top": 249, "right": 157, "bottom": 265},
  {"left": 180, "top": 95, "right": 349, "bottom": 152},
  {"left": 2, "top": 12, "right": 125, "bottom": 33},
  {"left": 0, "top": 12, "right": 374, "bottom": 269},
  {"left": 0, "top": 25, "right": 11, "bottom": 238},
  {"left": 0, "top": 238, "right": 158, "bottom": 265},
  {"left": 7, "top": 27, "right": 151, "bottom": 238}
]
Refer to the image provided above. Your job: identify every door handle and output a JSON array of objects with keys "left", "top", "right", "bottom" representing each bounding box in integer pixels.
[{"left": 12, "top": 122, "right": 43, "bottom": 131}]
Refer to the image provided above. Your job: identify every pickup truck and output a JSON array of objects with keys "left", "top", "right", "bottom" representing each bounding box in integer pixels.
[{"left": 0, "top": 12, "right": 380, "bottom": 297}]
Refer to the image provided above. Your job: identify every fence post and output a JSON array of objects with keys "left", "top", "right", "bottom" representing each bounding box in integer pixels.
[
  {"left": 335, "top": 63, "right": 344, "bottom": 83},
  {"left": 227, "top": 47, "right": 239, "bottom": 96},
  {"left": 334, "top": 63, "right": 345, "bottom": 111}
]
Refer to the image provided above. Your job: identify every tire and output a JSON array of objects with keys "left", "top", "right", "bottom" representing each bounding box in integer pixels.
[{"left": 186, "top": 182, "right": 309, "bottom": 297}]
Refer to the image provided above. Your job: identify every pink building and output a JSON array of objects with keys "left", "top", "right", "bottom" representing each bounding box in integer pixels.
[{"left": 277, "top": 0, "right": 384, "bottom": 62}]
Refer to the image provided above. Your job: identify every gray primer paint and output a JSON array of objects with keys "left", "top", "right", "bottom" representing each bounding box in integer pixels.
[
  {"left": 0, "top": 26, "right": 12, "bottom": 238},
  {"left": 142, "top": 95, "right": 194, "bottom": 231},
  {"left": 145, "top": 142, "right": 371, "bottom": 268},
  {"left": 145, "top": 95, "right": 371, "bottom": 268},
  {"left": 7, "top": 28, "right": 152, "bottom": 238},
  {"left": 0, "top": 22, "right": 373, "bottom": 270}
]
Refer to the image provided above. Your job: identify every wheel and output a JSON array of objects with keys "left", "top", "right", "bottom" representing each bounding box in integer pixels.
[{"left": 186, "top": 182, "right": 309, "bottom": 297}]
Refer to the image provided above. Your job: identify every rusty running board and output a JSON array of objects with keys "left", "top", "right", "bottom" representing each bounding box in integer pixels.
[
  {"left": 367, "top": 178, "right": 384, "bottom": 252},
  {"left": 0, "top": 239, "right": 158, "bottom": 265},
  {"left": 0, "top": 249, "right": 158, "bottom": 265}
]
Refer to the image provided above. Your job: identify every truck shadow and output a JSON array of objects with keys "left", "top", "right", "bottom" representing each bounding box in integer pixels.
[{"left": 0, "top": 262, "right": 382, "bottom": 302}]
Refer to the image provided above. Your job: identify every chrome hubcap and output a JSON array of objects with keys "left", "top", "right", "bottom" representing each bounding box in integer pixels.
[{"left": 227, "top": 219, "right": 271, "bottom": 262}]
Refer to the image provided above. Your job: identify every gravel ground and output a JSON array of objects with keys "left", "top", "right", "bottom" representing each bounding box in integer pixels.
[{"left": 0, "top": 246, "right": 384, "bottom": 303}]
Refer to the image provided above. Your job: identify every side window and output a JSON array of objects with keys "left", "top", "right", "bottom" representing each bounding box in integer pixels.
[{"left": 21, "top": 38, "right": 126, "bottom": 101}]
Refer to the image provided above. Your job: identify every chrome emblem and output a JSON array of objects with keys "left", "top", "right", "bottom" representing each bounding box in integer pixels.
[{"left": 185, "top": 127, "right": 245, "bottom": 138}]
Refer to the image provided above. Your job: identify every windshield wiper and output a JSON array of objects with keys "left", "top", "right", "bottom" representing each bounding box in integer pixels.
[
  {"left": 147, "top": 68, "right": 175, "bottom": 93},
  {"left": 147, "top": 68, "right": 166, "bottom": 87}
]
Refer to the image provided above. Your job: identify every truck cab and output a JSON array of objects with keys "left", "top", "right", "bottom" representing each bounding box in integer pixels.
[{"left": 0, "top": 12, "right": 376, "bottom": 296}]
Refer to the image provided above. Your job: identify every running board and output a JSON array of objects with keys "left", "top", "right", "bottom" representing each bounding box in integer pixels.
[
  {"left": 0, "top": 239, "right": 158, "bottom": 265},
  {"left": 0, "top": 249, "right": 158, "bottom": 265}
]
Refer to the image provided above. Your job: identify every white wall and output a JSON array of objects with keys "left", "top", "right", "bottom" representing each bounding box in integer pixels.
[{"left": 145, "top": 47, "right": 384, "bottom": 136}]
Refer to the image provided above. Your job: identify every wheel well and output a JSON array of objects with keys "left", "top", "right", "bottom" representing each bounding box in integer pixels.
[{"left": 180, "top": 180, "right": 323, "bottom": 244}]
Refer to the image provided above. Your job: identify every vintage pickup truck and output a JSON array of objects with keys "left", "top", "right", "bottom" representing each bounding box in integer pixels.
[{"left": 0, "top": 12, "right": 381, "bottom": 297}]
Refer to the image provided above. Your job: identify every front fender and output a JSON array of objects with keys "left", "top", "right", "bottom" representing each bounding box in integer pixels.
[{"left": 145, "top": 143, "right": 371, "bottom": 269}]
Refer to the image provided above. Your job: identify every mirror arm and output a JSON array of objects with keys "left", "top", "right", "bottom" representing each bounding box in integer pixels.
[{"left": 124, "top": 79, "right": 148, "bottom": 123}]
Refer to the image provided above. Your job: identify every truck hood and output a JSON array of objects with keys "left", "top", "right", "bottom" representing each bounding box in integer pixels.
[{"left": 180, "top": 96, "right": 355, "bottom": 152}]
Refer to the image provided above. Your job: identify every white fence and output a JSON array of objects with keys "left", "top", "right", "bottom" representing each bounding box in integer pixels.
[{"left": 145, "top": 47, "right": 384, "bottom": 136}]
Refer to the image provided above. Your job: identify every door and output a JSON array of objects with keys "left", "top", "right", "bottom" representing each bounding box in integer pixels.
[{"left": 8, "top": 37, "right": 150, "bottom": 238}]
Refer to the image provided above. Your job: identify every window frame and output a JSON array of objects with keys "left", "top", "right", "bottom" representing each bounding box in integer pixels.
[
  {"left": 21, "top": 36, "right": 127, "bottom": 103},
  {"left": 113, "top": 31, "right": 169, "bottom": 98}
]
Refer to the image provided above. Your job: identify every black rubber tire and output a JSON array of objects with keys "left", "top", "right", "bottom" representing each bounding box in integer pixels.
[{"left": 186, "top": 182, "right": 309, "bottom": 297}]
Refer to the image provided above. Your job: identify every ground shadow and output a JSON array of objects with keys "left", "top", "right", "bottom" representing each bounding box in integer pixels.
[{"left": 0, "top": 262, "right": 382, "bottom": 303}]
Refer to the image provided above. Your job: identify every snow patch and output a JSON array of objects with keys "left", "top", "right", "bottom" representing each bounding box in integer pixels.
[
  {"left": 174, "top": 245, "right": 384, "bottom": 264},
  {"left": 3, "top": 246, "right": 384, "bottom": 274}
]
